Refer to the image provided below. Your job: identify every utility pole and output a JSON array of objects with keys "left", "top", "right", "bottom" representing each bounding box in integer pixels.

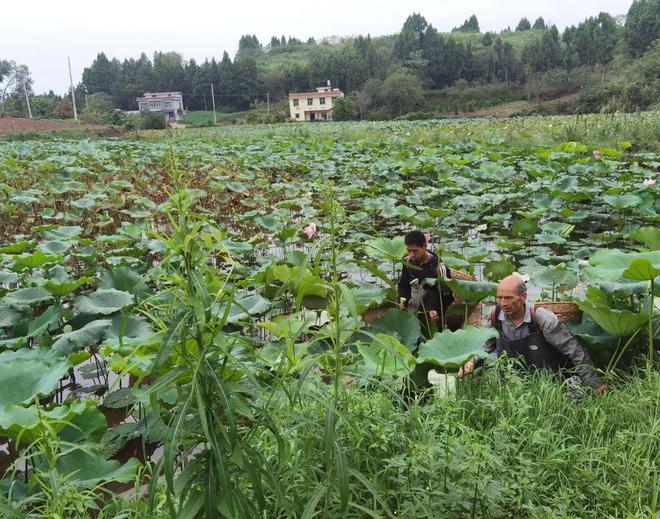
[
  {"left": 210, "top": 83, "right": 217, "bottom": 125},
  {"left": 23, "top": 81, "right": 32, "bottom": 119},
  {"left": 67, "top": 56, "right": 78, "bottom": 120},
  {"left": 266, "top": 92, "right": 270, "bottom": 115},
  {"left": 85, "top": 95, "right": 89, "bottom": 111}
]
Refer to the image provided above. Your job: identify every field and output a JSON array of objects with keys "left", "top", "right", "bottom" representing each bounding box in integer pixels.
[{"left": 0, "top": 113, "right": 658, "bottom": 517}]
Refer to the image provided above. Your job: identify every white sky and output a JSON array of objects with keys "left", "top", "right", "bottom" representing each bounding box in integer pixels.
[{"left": 3, "top": 0, "right": 632, "bottom": 94}]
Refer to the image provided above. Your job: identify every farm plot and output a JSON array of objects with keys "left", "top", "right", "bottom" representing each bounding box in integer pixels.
[{"left": 0, "top": 119, "right": 658, "bottom": 517}]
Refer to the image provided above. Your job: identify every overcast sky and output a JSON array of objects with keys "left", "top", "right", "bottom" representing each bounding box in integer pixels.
[{"left": 4, "top": 0, "right": 632, "bottom": 94}]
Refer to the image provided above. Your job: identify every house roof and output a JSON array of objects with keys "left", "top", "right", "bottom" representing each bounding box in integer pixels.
[
  {"left": 289, "top": 90, "right": 343, "bottom": 100},
  {"left": 137, "top": 96, "right": 181, "bottom": 102}
]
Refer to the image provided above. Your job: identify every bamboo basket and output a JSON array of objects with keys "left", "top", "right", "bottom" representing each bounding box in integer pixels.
[
  {"left": 448, "top": 269, "right": 475, "bottom": 281},
  {"left": 534, "top": 301, "right": 583, "bottom": 322}
]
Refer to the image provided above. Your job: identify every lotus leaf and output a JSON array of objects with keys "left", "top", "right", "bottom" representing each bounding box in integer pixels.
[
  {"left": 0, "top": 400, "right": 91, "bottom": 444},
  {"left": 3, "top": 287, "right": 53, "bottom": 309},
  {"left": 371, "top": 308, "right": 421, "bottom": 351},
  {"left": 483, "top": 259, "right": 516, "bottom": 281},
  {"left": 576, "top": 288, "right": 648, "bottom": 337},
  {"left": 366, "top": 236, "right": 406, "bottom": 261},
  {"left": 358, "top": 334, "right": 416, "bottom": 376},
  {"left": 531, "top": 267, "right": 578, "bottom": 291},
  {"left": 27, "top": 305, "right": 61, "bottom": 337},
  {"left": 52, "top": 319, "right": 112, "bottom": 355},
  {"left": 53, "top": 448, "right": 140, "bottom": 487},
  {"left": 0, "top": 348, "right": 70, "bottom": 407},
  {"left": 104, "top": 313, "right": 156, "bottom": 346},
  {"left": 628, "top": 227, "right": 660, "bottom": 250},
  {"left": 0, "top": 304, "right": 23, "bottom": 328},
  {"left": 12, "top": 252, "right": 63, "bottom": 270},
  {"left": 586, "top": 249, "right": 660, "bottom": 281},
  {"left": 417, "top": 326, "right": 498, "bottom": 369},
  {"left": 439, "top": 278, "right": 497, "bottom": 303},
  {"left": 74, "top": 289, "right": 134, "bottom": 315}
]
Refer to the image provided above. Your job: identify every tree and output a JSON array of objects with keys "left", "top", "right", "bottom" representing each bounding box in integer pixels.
[
  {"left": 522, "top": 27, "right": 562, "bottom": 72},
  {"left": 533, "top": 17, "right": 546, "bottom": 29},
  {"left": 152, "top": 52, "right": 185, "bottom": 92},
  {"left": 82, "top": 53, "right": 120, "bottom": 95},
  {"left": 332, "top": 96, "right": 357, "bottom": 120},
  {"left": 379, "top": 67, "right": 424, "bottom": 117},
  {"left": 453, "top": 15, "right": 480, "bottom": 33},
  {"left": 394, "top": 13, "right": 428, "bottom": 60},
  {"left": 0, "top": 62, "right": 32, "bottom": 117},
  {"left": 516, "top": 18, "right": 531, "bottom": 31},
  {"left": 481, "top": 32, "right": 494, "bottom": 46},
  {"left": 624, "top": 0, "right": 660, "bottom": 56}
]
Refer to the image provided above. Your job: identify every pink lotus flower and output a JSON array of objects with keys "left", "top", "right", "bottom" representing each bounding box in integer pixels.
[
  {"left": 643, "top": 178, "right": 656, "bottom": 187},
  {"left": 592, "top": 150, "right": 601, "bottom": 160},
  {"left": 303, "top": 222, "right": 317, "bottom": 239}
]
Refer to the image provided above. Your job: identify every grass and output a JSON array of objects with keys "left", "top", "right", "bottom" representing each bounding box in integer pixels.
[{"left": 182, "top": 109, "right": 260, "bottom": 126}]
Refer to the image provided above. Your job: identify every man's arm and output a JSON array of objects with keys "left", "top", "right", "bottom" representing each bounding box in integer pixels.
[
  {"left": 536, "top": 308, "right": 606, "bottom": 389},
  {"left": 397, "top": 265, "right": 411, "bottom": 306}
]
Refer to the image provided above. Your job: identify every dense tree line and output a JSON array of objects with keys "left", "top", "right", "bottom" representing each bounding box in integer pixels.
[{"left": 1, "top": 0, "right": 658, "bottom": 119}]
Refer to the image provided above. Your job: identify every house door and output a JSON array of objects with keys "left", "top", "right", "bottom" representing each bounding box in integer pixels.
[{"left": 309, "top": 112, "right": 315, "bottom": 122}]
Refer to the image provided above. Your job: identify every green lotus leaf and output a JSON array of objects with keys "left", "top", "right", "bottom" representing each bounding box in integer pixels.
[
  {"left": 254, "top": 215, "right": 283, "bottom": 231},
  {"left": 628, "top": 226, "right": 660, "bottom": 250},
  {"left": 511, "top": 218, "right": 538, "bottom": 237},
  {"left": 358, "top": 334, "right": 416, "bottom": 377},
  {"left": 352, "top": 284, "right": 389, "bottom": 314},
  {"left": 366, "top": 236, "right": 406, "bottom": 261},
  {"left": 603, "top": 194, "right": 641, "bottom": 209},
  {"left": 439, "top": 278, "right": 498, "bottom": 303},
  {"left": 258, "top": 314, "right": 314, "bottom": 339},
  {"left": 371, "top": 308, "right": 421, "bottom": 351},
  {"left": 53, "top": 448, "right": 140, "bottom": 488},
  {"left": 3, "top": 287, "right": 53, "bottom": 310},
  {"left": 103, "top": 313, "right": 156, "bottom": 347},
  {"left": 623, "top": 258, "right": 660, "bottom": 281},
  {"left": 566, "top": 318, "right": 618, "bottom": 351},
  {"left": 37, "top": 240, "right": 75, "bottom": 255},
  {"left": 417, "top": 326, "right": 498, "bottom": 369},
  {"left": 52, "top": 319, "right": 112, "bottom": 355},
  {"left": 214, "top": 293, "right": 272, "bottom": 324},
  {"left": 99, "top": 267, "right": 147, "bottom": 298},
  {"left": 586, "top": 249, "right": 660, "bottom": 281},
  {"left": 12, "top": 252, "right": 63, "bottom": 270},
  {"left": 597, "top": 280, "right": 650, "bottom": 297},
  {"left": 60, "top": 406, "right": 108, "bottom": 444},
  {"left": 393, "top": 205, "right": 417, "bottom": 219},
  {"left": 28, "top": 305, "right": 61, "bottom": 337},
  {"left": 531, "top": 267, "right": 578, "bottom": 291},
  {"left": 0, "top": 303, "right": 24, "bottom": 328},
  {"left": 74, "top": 289, "right": 134, "bottom": 315},
  {"left": 483, "top": 259, "right": 516, "bottom": 281},
  {"left": 0, "top": 400, "right": 91, "bottom": 444},
  {"left": 0, "top": 270, "right": 19, "bottom": 284},
  {"left": 0, "top": 240, "right": 35, "bottom": 255},
  {"left": 41, "top": 225, "right": 84, "bottom": 240},
  {"left": 576, "top": 288, "right": 648, "bottom": 337},
  {"left": 44, "top": 277, "right": 94, "bottom": 297},
  {"left": 535, "top": 233, "right": 567, "bottom": 244},
  {"left": 0, "top": 348, "right": 70, "bottom": 407}
]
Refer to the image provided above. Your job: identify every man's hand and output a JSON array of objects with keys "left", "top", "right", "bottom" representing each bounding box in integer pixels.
[
  {"left": 594, "top": 384, "right": 608, "bottom": 395},
  {"left": 429, "top": 310, "right": 439, "bottom": 321},
  {"left": 457, "top": 360, "right": 475, "bottom": 378}
]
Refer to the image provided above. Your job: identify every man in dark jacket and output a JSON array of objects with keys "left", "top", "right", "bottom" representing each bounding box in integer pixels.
[
  {"left": 459, "top": 275, "right": 607, "bottom": 394},
  {"left": 397, "top": 230, "right": 453, "bottom": 334}
]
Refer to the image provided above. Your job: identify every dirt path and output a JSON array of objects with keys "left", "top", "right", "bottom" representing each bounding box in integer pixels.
[{"left": 0, "top": 116, "right": 110, "bottom": 136}]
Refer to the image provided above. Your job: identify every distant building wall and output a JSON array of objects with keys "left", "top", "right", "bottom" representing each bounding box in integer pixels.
[
  {"left": 288, "top": 85, "right": 344, "bottom": 122},
  {"left": 136, "top": 92, "right": 185, "bottom": 121}
]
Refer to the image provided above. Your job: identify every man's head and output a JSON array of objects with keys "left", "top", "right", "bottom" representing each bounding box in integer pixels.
[
  {"left": 404, "top": 230, "right": 428, "bottom": 263},
  {"left": 496, "top": 275, "right": 527, "bottom": 318}
]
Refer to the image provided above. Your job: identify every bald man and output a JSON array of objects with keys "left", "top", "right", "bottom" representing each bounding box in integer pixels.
[{"left": 460, "top": 276, "right": 607, "bottom": 394}]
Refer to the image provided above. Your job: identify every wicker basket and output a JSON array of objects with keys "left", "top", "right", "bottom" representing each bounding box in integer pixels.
[
  {"left": 534, "top": 301, "right": 583, "bottom": 322},
  {"left": 449, "top": 269, "right": 476, "bottom": 281}
]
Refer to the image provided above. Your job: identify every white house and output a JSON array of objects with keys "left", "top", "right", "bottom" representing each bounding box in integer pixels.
[
  {"left": 136, "top": 92, "right": 185, "bottom": 121},
  {"left": 288, "top": 82, "right": 344, "bottom": 122}
]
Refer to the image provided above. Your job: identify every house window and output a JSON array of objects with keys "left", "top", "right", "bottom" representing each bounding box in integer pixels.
[
  {"left": 295, "top": 113, "right": 299, "bottom": 118},
  {"left": 307, "top": 98, "right": 313, "bottom": 106},
  {"left": 293, "top": 99, "right": 299, "bottom": 107},
  {"left": 319, "top": 97, "right": 325, "bottom": 106}
]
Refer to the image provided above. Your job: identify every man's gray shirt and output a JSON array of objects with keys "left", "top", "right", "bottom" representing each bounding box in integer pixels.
[{"left": 484, "top": 303, "right": 604, "bottom": 388}]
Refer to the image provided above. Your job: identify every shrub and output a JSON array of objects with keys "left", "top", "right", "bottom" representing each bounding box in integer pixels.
[{"left": 139, "top": 111, "right": 167, "bottom": 130}]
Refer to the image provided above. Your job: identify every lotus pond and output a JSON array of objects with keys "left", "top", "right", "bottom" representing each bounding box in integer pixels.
[{"left": 0, "top": 116, "right": 658, "bottom": 517}]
